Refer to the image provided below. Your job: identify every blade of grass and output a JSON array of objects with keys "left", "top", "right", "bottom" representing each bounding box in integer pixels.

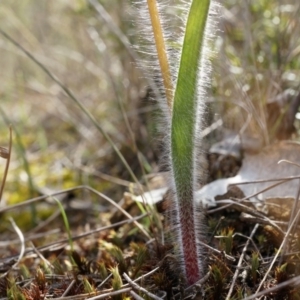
[
  {"left": 51, "top": 196, "right": 73, "bottom": 252},
  {"left": 170, "top": 0, "right": 211, "bottom": 285}
]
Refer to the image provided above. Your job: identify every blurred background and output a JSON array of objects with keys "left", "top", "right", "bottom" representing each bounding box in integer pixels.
[{"left": 0, "top": 0, "right": 299, "bottom": 226}]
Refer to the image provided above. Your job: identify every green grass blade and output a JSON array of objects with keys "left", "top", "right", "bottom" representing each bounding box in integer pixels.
[
  {"left": 172, "top": 1, "right": 210, "bottom": 170},
  {"left": 52, "top": 196, "right": 73, "bottom": 251},
  {"left": 171, "top": 0, "right": 211, "bottom": 285}
]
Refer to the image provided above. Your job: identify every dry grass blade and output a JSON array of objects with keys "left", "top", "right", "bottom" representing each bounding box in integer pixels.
[
  {"left": 0, "top": 126, "right": 12, "bottom": 202},
  {"left": 0, "top": 217, "right": 25, "bottom": 279},
  {"left": 145, "top": 0, "right": 173, "bottom": 109}
]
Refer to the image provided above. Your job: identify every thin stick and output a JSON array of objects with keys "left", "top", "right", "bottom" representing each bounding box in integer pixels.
[{"left": 146, "top": 0, "right": 173, "bottom": 109}]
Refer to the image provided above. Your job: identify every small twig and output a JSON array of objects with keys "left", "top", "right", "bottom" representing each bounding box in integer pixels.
[
  {"left": 123, "top": 272, "right": 162, "bottom": 300},
  {"left": 0, "top": 126, "right": 12, "bottom": 203},
  {"left": 225, "top": 223, "right": 259, "bottom": 300}
]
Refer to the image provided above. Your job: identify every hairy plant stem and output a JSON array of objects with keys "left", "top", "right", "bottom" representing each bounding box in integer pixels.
[{"left": 171, "top": 0, "right": 211, "bottom": 285}]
